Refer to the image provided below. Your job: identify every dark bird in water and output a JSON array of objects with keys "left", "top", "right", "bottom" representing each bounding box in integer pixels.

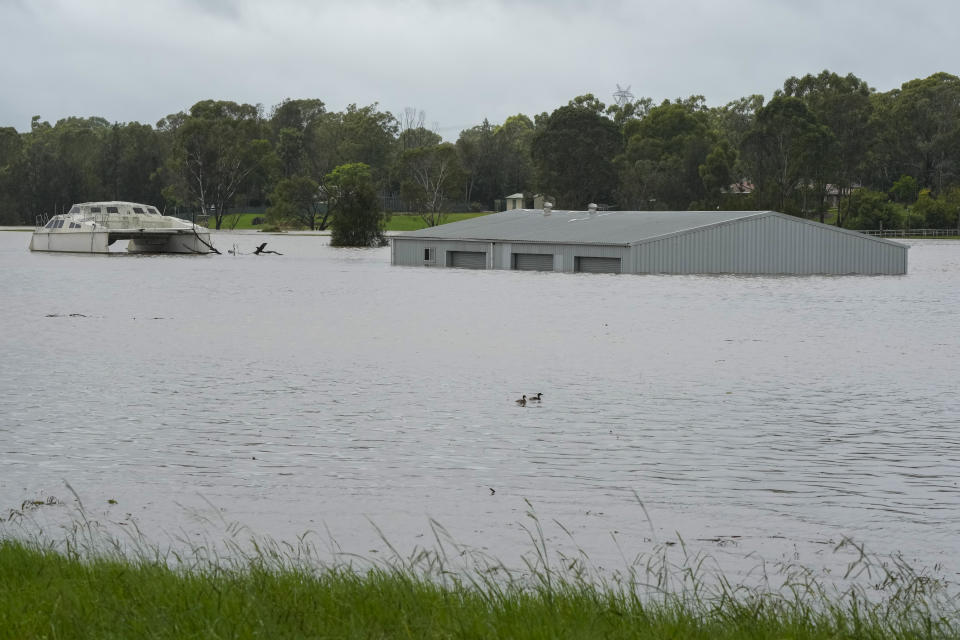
[
  {"left": 528, "top": 392, "right": 543, "bottom": 402},
  {"left": 489, "top": 487, "right": 495, "bottom": 495},
  {"left": 516, "top": 395, "right": 527, "bottom": 407}
]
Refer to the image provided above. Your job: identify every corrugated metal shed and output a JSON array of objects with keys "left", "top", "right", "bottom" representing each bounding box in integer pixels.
[{"left": 391, "top": 209, "right": 908, "bottom": 275}]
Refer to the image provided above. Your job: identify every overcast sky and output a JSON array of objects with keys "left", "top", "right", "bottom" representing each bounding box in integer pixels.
[{"left": 1, "top": 0, "right": 956, "bottom": 137}]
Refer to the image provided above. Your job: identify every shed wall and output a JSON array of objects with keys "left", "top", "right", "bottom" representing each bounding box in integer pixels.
[
  {"left": 393, "top": 238, "right": 494, "bottom": 267},
  {"left": 393, "top": 214, "right": 908, "bottom": 275},
  {"left": 393, "top": 238, "right": 630, "bottom": 272},
  {"left": 633, "top": 215, "right": 907, "bottom": 275}
]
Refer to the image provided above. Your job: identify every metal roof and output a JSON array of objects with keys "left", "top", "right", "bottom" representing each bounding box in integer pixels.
[
  {"left": 397, "top": 209, "right": 909, "bottom": 249},
  {"left": 398, "top": 209, "right": 772, "bottom": 245}
]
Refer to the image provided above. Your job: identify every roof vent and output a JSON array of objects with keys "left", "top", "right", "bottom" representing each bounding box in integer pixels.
[
  {"left": 588, "top": 203, "right": 598, "bottom": 217},
  {"left": 543, "top": 202, "right": 553, "bottom": 216}
]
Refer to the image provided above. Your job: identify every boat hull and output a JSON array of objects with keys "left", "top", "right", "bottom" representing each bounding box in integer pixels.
[{"left": 29, "top": 229, "right": 213, "bottom": 254}]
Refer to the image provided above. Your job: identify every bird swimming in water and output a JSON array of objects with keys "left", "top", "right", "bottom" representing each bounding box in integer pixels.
[
  {"left": 528, "top": 392, "right": 543, "bottom": 402},
  {"left": 515, "top": 395, "right": 527, "bottom": 407}
]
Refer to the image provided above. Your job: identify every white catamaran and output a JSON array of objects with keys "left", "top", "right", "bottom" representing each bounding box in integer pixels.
[{"left": 29, "top": 201, "right": 214, "bottom": 254}]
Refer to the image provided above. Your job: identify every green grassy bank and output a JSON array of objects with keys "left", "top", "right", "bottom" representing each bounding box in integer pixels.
[
  {"left": 213, "top": 212, "right": 492, "bottom": 232},
  {"left": 1, "top": 537, "right": 955, "bottom": 640}
]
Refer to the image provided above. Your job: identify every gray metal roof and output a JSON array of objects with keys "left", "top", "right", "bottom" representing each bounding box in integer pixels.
[
  {"left": 396, "top": 209, "right": 909, "bottom": 249},
  {"left": 398, "top": 209, "right": 768, "bottom": 245}
]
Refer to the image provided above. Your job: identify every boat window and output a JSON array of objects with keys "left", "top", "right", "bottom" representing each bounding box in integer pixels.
[
  {"left": 70, "top": 222, "right": 80, "bottom": 229},
  {"left": 133, "top": 207, "right": 144, "bottom": 213},
  {"left": 106, "top": 206, "right": 119, "bottom": 213},
  {"left": 54, "top": 219, "right": 63, "bottom": 228},
  {"left": 45, "top": 219, "right": 56, "bottom": 228},
  {"left": 69, "top": 206, "right": 80, "bottom": 213},
  {"left": 147, "top": 207, "right": 160, "bottom": 215},
  {"left": 90, "top": 207, "right": 101, "bottom": 213}
]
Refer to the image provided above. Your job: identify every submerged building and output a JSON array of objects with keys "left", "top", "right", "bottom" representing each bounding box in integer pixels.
[{"left": 391, "top": 208, "right": 908, "bottom": 275}]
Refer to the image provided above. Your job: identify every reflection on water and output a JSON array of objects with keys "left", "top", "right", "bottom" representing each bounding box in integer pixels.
[{"left": 1, "top": 231, "right": 959, "bottom": 576}]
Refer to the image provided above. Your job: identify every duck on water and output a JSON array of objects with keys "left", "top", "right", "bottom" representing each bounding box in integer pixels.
[{"left": 29, "top": 201, "right": 215, "bottom": 254}]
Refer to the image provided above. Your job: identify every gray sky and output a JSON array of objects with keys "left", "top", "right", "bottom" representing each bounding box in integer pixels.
[{"left": 1, "top": 0, "right": 956, "bottom": 137}]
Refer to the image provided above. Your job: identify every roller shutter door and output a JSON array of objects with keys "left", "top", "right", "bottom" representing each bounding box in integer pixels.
[
  {"left": 575, "top": 256, "right": 621, "bottom": 273},
  {"left": 448, "top": 250, "right": 487, "bottom": 269},
  {"left": 513, "top": 253, "right": 554, "bottom": 271}
]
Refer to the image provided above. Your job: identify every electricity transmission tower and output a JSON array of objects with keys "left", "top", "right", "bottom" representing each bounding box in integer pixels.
[{"left": 613, "top": 84, "right": 635, "bottom": 107}]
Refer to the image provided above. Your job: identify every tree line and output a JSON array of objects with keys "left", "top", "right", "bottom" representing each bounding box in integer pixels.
[{"left": 1, "top": 70, "right": 959, "bottom": 233}]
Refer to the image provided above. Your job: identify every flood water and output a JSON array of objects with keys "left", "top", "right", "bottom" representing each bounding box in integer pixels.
[{"left": 1, "top": 230, "right": 959, "bottom": 582}]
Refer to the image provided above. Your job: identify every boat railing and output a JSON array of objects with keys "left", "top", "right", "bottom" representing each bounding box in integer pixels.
[{"left": 35, "top": 214, "right": 49, "bottom": 231}]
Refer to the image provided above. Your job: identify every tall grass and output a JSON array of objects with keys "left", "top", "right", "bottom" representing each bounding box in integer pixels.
[{"left": 1, "top": 494, "right": 957, "bottom": 639}]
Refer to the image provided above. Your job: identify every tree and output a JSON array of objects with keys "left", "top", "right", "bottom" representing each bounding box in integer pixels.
[
  {"left": 99, "top": 122, "right": 164, "bottom": 205},
  {"left": 606, "top": 96, "right": 653, "bottom": 129},
  {"left": 781, "top": 71, "right": 874, "bottom": 222},
  {"left": 399, "top": 143, "right": 464, "bottom": 226},
  {"left": 456, "top": 119, "right": 499, "bottom": 207},
  {"left": 0, "top": 126, "right": 24, "bottom": 224},
  {"left": 912, "top": 188, "right": 960, "bottom": 229},
  {"left": 494, "top": 114, "right": 535, "bottom": 198},
  {"left": 8, "top": 116, "right": 113, "bottom": 222},
  {"left": 617, "top": 99, "right": 717, "bottom": 209},
  {"left": 326, "top": 162, "right": 387, "bottom": 246},
  {"left": 741, "top": 96, "right": 832, "bottom": 214},
  {"left": 267, "top": 176, "right": 329, "bottom": 230},
  {"left": 875, "top": 73, "right": 960, "bottom": 194},
  {"left": 531, "top": 96, "right": 622, "bottom": 208},
  {"left": 159, "top": 100, "right": 272, "bottom": 229},
  {"left": 269, "top": 98, "right": 326, "bottom": 136},
  {"left": 841, "top": 189, "right": 902, "bottom": 230},
  {"left": 698, "top": 140, "right": 737, "bottom": 209},
  {"left": 889, "top": 175, "right": 918, "bottom": 204},
  {"left": 334, "top": 103, "right": 399, "bottom": 190}
]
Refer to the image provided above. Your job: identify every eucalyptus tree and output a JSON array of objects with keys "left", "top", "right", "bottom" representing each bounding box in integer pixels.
[
  {"left": 266, "top": 175, "right": 328, "bottom": 230},
  {"left": 158, "top": 100, "right": 272, "bottom": 229},
  {"left": 711, "top": 95, "right": 764, "bottom": 153},
  {"left": 617, "top": 99, "right": 718, "bottom": 210},
  {"left": 99, "top": 122, "right": 164, "bottom": 205},
  {"left": 0, "top": 126, "right": 23, "bottom": 223},
  {"left": 740, "top": 96, "right": 832, "bottom": 214},
  {"left": 494, "top": 114, "right": 535, "bottom": 198},
  {"left": 269, "top": 98, "right": 326, "bottom": 136},
  {"left": 606, "top": 96, "right": 653, "bottom": 129},
  {"left": 876, "top": 73, "right": 960, "bottom": 194},
  {"left": 780, "top": 71, "right": 873, "bottom": 221},
  {"left": 11, "top": 116, "right": 112, "bottom": 221},
  {"left": 530, "top": 95, "right": 622, "bottom": 208},
  {"left": 399, "top": 142, "right": 465, "bottom": 226},
  {"left": 334, "top": 103, "right": 399, "bottom": 190},
  {"left": 456, "top": 119, "right": 499, "bottom": 206}
]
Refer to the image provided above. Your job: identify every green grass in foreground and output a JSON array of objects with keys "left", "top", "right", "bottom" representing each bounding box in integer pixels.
[
  {"left": 0, "top": 536, "right": 956, "bottom": 640},
  {"left": 212, "top": 212, "right": 492, "bottom": 232}
]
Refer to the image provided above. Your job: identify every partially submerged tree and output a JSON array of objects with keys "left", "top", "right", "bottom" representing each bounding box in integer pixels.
[{"left": 326, "top": 162, "right": 387, "bottom": 246}]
